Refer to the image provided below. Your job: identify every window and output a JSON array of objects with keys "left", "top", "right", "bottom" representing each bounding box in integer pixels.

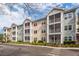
[
  {"left": 13, "top": 27, "right": 16, "bottom": 29},
  {"left": 55, "top": 23, "right": 61, "bottom": 32},
  {"left": 69, "top": 36, "right": 72, "bottom": 41},
  {"left": 42, "top": 22, "right": 46, "bottom": 25},
  {"left": 34, "top": 23, "right": 37, "bottom": 26},
  {"left": 34, "top": 30, "right": 37, "bottom": 34},
  {"left": 64, "top": 26, "right": 67, "bottom": 30},
  {"left": 25, "top": 36, "right": 30, "bottom": 40},
  {"left": 64, "top": 14, "right": 67, "bottom": 20},
  {"left": 64, "top": 37, "right": 67, "bottom": 41},
  {"left": 25, "top": 23, "right": 30, "bottom": 26},
  {"left": 13, "top": 37, "right": 16, "bottom": 40},
  {"left": 55, "top": 13, "right": 61, "bottom": 22},
  {"left": 34, "top": 37, "right": 37, "bottom": 40},
  {"left": 25, "top": 29, "right": 30, "bottom": 34},
  {"left": 64, "top": 13, "right": 73, "bottom": 20},
  {"left": 64, "top": 25, "right": 72, "bottom": 31},
  {"left": 49, "top": 15, "right": 54, "bottom": 23},
  {"left": 41, "top": 37, "right": 46, "bottom": 41},
  {"left": 69, "top": 25, "right": 72, "bottom": 30},
  {"left": 68, "top": 13, "right": 72, "bottom": 18},
  {"left": 64, "top": 36, "right": 72, "bottom": 41},
  {"left": 49, "top": 25, "right": 54, "bottom": 33},
  {"left": 55, "top": 13, "right": 61, "bottom": 18},
  {"left": 42, "top": 30, "right": 46, "bottom": 33},
  {"left": 4, "top": 29, "right": 6, "bottom": 31},
  {"left": 65, "top": 17, "right": 67, "bottom": 19}
]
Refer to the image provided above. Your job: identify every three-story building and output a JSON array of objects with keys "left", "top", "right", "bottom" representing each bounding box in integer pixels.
[{"left": 3, "top": 7, "right": 79, "bottom": 44}]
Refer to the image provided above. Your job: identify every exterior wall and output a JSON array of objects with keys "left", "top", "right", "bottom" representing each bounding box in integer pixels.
[
  {"left": 63, "top": 12, "right": 76, "bottom": 42},
  {"left": 32, "top": 19, "right": 47, "bottom": 42}
]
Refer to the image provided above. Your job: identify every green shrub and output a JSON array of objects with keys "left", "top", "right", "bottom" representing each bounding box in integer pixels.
[
  {"left": 31, "top": 40, "right": 47, "bottom": 46},
  {"left": 38, "top": 40, "right": 44, "bottom": 43},
  {"left": 46, "top": 43, "right": 53, "bottom": 46},
  {"left": 63, "top": 44, "right": 79, "bottom": 47},
  {"left": 2, "top": 41, "right": 5, "bottom": 43},
  {"left": 31, "top": 39, "right": 37, "bottom": 45},
  {"left": 7, "top": 39, "right": 11, "bottom": 43},
  {"left": 17, "top": 40, "right": 23, "bottom": 42},
  {"left": 64, "top": 41, "right": 76, "bottom": 45},
  {"left": 64, "top": 44, "right": 69, "bottom": 47}
]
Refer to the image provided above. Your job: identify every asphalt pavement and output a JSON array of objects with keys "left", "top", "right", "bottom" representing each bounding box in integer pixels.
[{"left": 0, "top": 44, "right": 79, "bottom": 56}]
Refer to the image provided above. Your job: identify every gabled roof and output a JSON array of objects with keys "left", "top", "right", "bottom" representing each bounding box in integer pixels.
[
  {"left": 11, "top": 23, "right": 17, "bottom": 27},
  {"left": 3, "top": 27, "right": 11, "bottom": 30},
  {"left": 48, "top": 7, "right": 66, "bottom": 15},
  {"left": 23, "top": 18, "right": 32, "bottom": 24},
  {"left": 3, "top": 27, "right": 8, "bottom": 30}
]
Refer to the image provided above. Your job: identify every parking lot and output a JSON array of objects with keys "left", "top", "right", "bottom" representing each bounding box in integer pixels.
[{"left": 0, "top": 44, "right": 79, "bottom": 56}]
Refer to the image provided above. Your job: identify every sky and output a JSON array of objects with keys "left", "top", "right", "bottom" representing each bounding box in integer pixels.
[{"left": 0, "top": 3, "right": 79, "bottom": 33}]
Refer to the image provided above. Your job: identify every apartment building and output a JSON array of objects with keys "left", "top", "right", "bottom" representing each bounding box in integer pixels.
[
  {"left": 6, "top": 23, "right": 23, "bottom": 42},
  {"left": 3, "top": 7, "right": 79, "bottom": 44},
  {"left": 47, "top": 7, "right": 79, "bottom": 44}
]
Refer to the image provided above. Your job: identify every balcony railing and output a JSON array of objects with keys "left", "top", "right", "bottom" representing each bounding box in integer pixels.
[
  {"left": 25, "top": 26, "right": 30, "bottom": 29},
  {"left": 49, "top": 18, "right": 61, "bottom": 23},
  {"left": 49, "top": 30, "right": 54, "bottom": 33},
  {"left": 49, "top": 29, "right": 61, "bottom": 33},
  {"left": 55, "top": 29, "right": 61, "bottom": 32},
  {"left": 49, "top": 19, "right": 54, "bottom": 23},
  {"left": 55, "top": 18, "right": 61, "bottom": 22}
]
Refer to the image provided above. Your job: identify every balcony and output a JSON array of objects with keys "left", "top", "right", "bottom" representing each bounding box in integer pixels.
[
  {"left": 55, "top": 29, "right": 61, "bottom": 33},
  {"left": 49, "top": 29, "right": 61, "bottom": 33},
  {"left": 55, "top": 18, "right": 61, "bottom": 22},
  {"left": 25, "top": 26, "right": 30, "bottom": 29},
  {"left": 49, "top": 30, "right": 54, "bottom": 33},
  {"left": 25, "top": 29, "right": 30, "bottom": 34},
  {"left": 49, "top": 19, "right": 54, "bottom": 23},
  {"left": 12, "top": 35, "right": 16, "bottom": 37},
  {"left": 25, "top": 22, "right": 30, "bottom": 29},
  {"left": 25, "top": 33, "right": 30, "bottom": 35},
  {"left": 49, "top": 23, "right": 61, "bottom": 33}
]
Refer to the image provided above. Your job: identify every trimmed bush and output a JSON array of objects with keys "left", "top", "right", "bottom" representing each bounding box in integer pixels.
[
  {"left": 2, "top": 41, "right": 6, "bottom": 43},
  {"left": 64, "top": 41, "right": 76, "bottom": 45},
  {"left": 31, "top": 40, "right": 47, "bottom": 46},
  {"left": 46, "top": 43, "right": 54, "bottom": 46},
  {"left": 7, "top": 39, "right": 11, "bottom": 43},
  {"left": 37, "top": 40, "right": 44, "bottom": 43},
  {"left": 17, "top": 40, "right": 23, "bottom": 42}
]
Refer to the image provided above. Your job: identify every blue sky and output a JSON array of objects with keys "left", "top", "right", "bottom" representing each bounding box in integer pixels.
[{"left": 0, "top": 3, "right": 79, "bottom": 33}]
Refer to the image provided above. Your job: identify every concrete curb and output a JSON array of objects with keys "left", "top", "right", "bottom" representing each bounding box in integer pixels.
[{"left": 2, "top": 43, "right": 79, "bottom": 50}]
